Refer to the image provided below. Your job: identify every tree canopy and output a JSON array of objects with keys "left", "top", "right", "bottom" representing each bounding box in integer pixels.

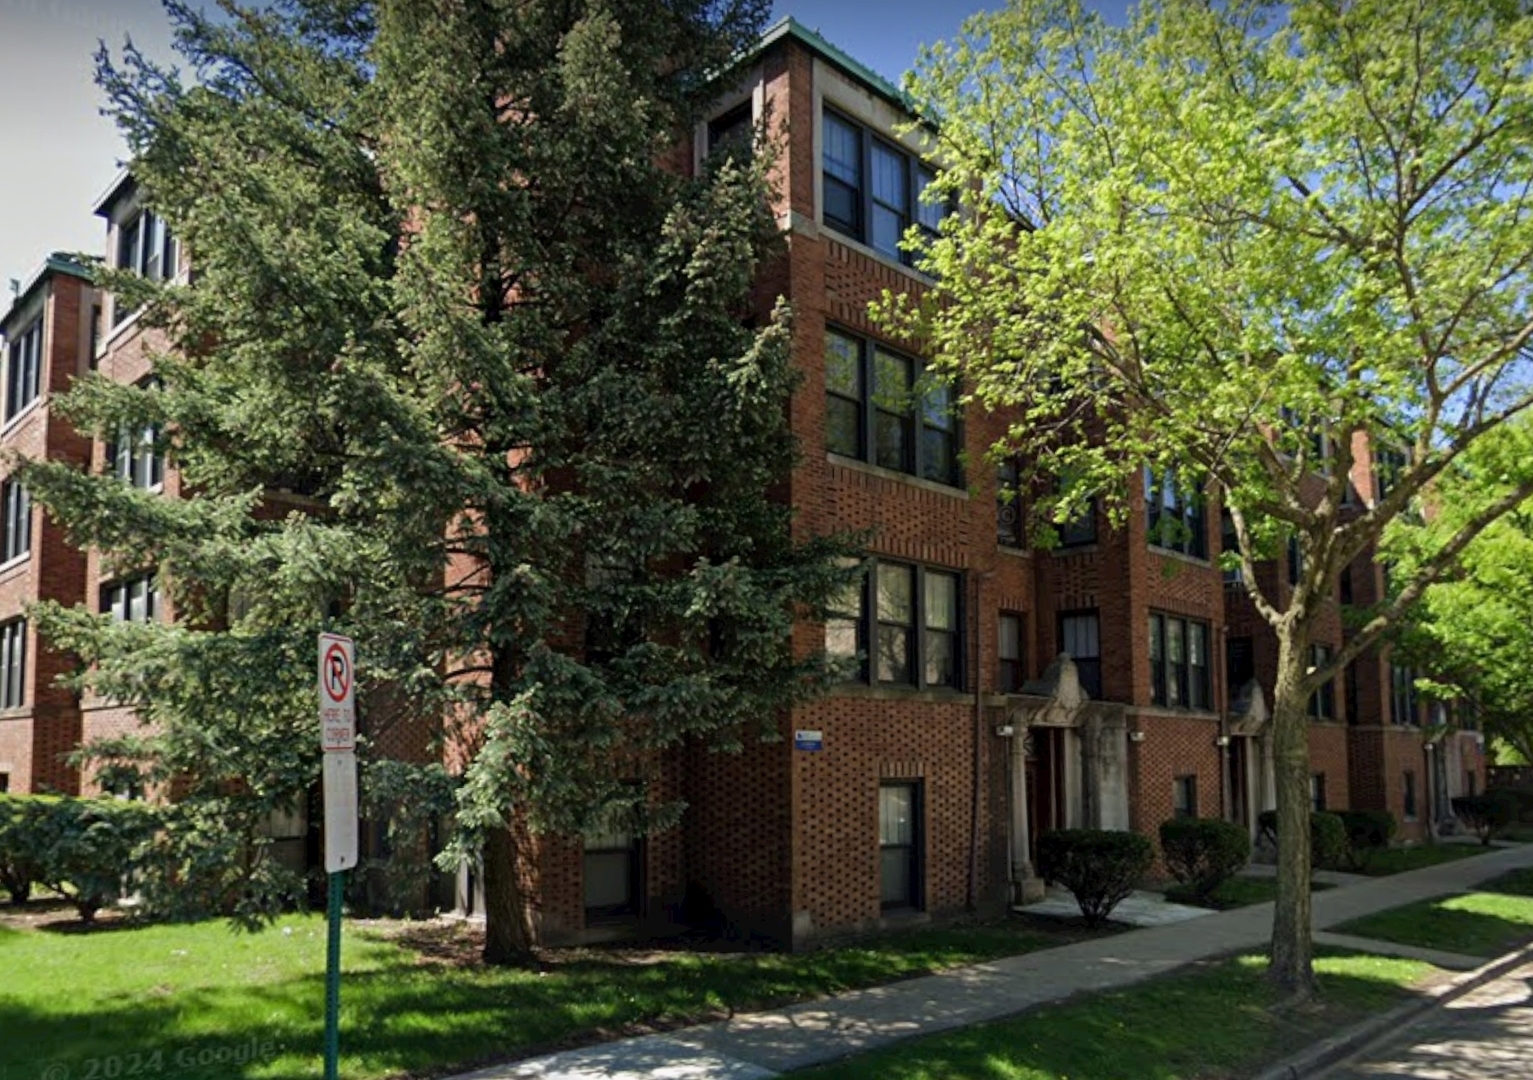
[
  {"left": 894, "top": 0, "right": 1533, "bottom": 993},
  {"left": 20, "top": 0, "right": 851, "bottom": 960}
]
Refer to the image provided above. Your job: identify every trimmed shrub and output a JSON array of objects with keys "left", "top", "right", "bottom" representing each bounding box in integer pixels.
[
  {"left": 1159, "top": 817, "right": 1251, "bottom": 899},
  {"left": 1454, "top": 789, "right": 1520, "bottom": 846},
  {"left": 1336, "top": 809, "right": 1397, "bottom": 870},
  {"left": 1258, "top": 808, "right": 1348, "bottom": 869},
  {"left": 1310, "top": 810, "right": 1348, "bottom": 869},
  {"left": 32, "top": 797, "right": 159, "bottom": 923},
  {"left": 1484, "top": 787, "right": 1533, "bottom": 825},
  {"left": 0, "top": 795, "right": 54, "bottom": 905},
  {"left": 1036, "top": 828, "right": 1154, "bottom": 927}
]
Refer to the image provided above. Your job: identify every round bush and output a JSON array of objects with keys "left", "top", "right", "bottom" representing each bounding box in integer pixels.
[
  {"left": 1258, "top": 807, "right": 1348, "bottom": 870},
  {"left": 1336, "top": 809, "right": 1396, "bottom": 869},
  {"left": 1158, "top": 817, "right": 1251, "bottom": 899},
  {"left": 1036, "top": 828, "right": 1154, "bottom": 927}
]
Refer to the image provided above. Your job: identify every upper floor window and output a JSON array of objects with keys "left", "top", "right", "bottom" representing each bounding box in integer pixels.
[
  {"left": 1060, "top": 610, "right": 1102, "bottom": 699},
  {"left": 102, "top": 573, "right": 161, "bottom": 624},
  {"left": 0, "top": 619, "right": 23, "bottom": 709},
  {"left": 828, "top": 557, "right": 962, "bottom": 690},
  {"left": 5, "top": 319, "right": 42, "bottom": 423},
  {"left": 1374, "top": 446, "right": 1408, "bottom": 502},
  {"left": 109, "top": 419, "right": 164, "bottom": 490},
  {"left": 998, "top": 611, "right": 1024, "bottom": 693},
  {"left": 996, "top": 457, "right": 1025, "bottom": 548},
  {"left": 822, "top": 109, "right": 943, "bottom": 265},
  {"left": 706, "top": 103, "right": 752, "bottom": 166},
  {"left": 1145, "top": 467, "right": 1206, "bottom": 559},
  {"left": 114, "top": 209, "right": 178, "bottom": 326},
  {"left": 1, "top": 480, "right": 30, "bottom": 564},
  {"left": 824, "top": 327, "right": 960, "bottom": 487},
  {"left": 1391, "top": 663, "right": 1417, "bottom": 726},
  {"left": 1307, "top": 643, "right": 1336, "bottom": 720},
  {"left": 1149, "top": 612, "right": 1211, "bottom": 710}
]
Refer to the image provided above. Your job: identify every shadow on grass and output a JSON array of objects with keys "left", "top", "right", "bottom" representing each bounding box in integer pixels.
[
  {"left": 794, "top": 951, "right": 1438, "bottom": 1080},
  {"left": 1, "top": 912, "right": 1115, "bottom": 1080}
]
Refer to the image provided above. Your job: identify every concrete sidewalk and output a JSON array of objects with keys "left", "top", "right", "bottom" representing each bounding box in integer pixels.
[{"left": 451, "top": 844, "right": 1533, "bottom": 1080}]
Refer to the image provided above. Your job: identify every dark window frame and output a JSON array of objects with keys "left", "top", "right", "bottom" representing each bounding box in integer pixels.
[
  {"left": 101, "top": 573, "right": 161, "bottom": 625},
  {"left": 1145, "top": 467, "right": 1207, "bottom": 559},
  {"left": 1307, "top": 643, "right": 1336, "bottom": 721},
  {"left": 0, "top": 479, "right": 30, "bottom": 564},
  {"left": 996, "top": 457, "right": 1025, "bottom": 548},
  {"left": 1173, "top": 775, "right": 1198, "bottom": 818},
  {"left": 878, "top": 780, "right": 923, "bottom": 911},
  {"left": 998, "top": 610, "right": 1024, "bottom": 693},
  {"left": 823, "top": 325, "right": 962, "bottom": 488},
  {"left": 0, "top": 619, "right": 24, "bottom": 709},
  {"left": 1059, "top": 609, "right": 1102, "bottom": 699},
  {"left": 829, "top": 557, "right": 964, "bottom": 691},
  {"left": 4, "top": 318, "right": 42, "bottom": 423},
  {"left": 1149, "top": 611, "right": 1212, "bottom": 711},
  {"left": 822, "top": 106, "right": 946, "bottom": 266}
]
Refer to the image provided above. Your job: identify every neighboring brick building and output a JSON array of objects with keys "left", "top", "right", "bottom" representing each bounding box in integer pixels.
[
  {"left": 0, "top": 18, "right": 1485, "bottom": 945},
  {"left": 0, "top": 255, "right": 96, "bottom": 796}
]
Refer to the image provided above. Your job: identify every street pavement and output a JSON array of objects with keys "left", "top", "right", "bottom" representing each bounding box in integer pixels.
[
  {"left": 1320, "top": 960, "right": 1533, "bottom": 1080},
  {"left": 450, "top": 843, "right": 1533, "bottom": 1080}
]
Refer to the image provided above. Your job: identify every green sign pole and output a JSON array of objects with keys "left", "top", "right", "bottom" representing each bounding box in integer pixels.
[{"left": 323, "top": 869, "right": 344, "bottom": 1080}]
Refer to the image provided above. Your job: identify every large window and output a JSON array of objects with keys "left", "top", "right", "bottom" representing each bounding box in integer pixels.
[
  {"left": 5, "top": 319, "right": 41, "bottom": 423},
  {"left": 822, "top": 109, "right": 943, "bottom": 264},
  {"left": 998, "top": 612, "right": 1024, "bottom": 693},
  {"left": 1391, "top": 663, "right": 1417, "bottom": 725},
  {"left": 879, "top": 782, "right": 922, "bottom": 910},
  {"left": 114, "top": 209, "right": 178, "bottom": 326},
  {"left": 824, "top": 327, "right": 960, "bottom": 487},
  {"left": 102, "top": 574, "right": 161, "bottom": 624},
  {"left": 1060, "top": 610, "right": 1102, "bottom": 699},
  {"left": 109, "top": 419, "right": 165, "bottom": 490},
  {"left": 1307, "top": 644, "right": 1336, "bottom": 720},
  {"left": 1145, "top": 467, "right": 1206, "bottom": 558},
  {"left": 1149, "top": 612, "right": 1211, "bottom": 710},
  {"left": 0, "top": 620, "right": 23, "bottom": 709},
  {"left": 829, "top": 558, "right": 962, "bottom": 690},
  {"left": 0, "top": 480, "right": 29, "bottom": 564}
]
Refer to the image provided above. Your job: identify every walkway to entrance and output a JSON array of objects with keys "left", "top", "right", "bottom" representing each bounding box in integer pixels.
[{"left": 448, "top": 844, "right": 1533, "bottom": 1080}]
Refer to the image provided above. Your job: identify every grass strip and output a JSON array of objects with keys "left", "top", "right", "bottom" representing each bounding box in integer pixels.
[
  {"left": 794, "top": 951, "right": 1438, "bottom": 1080},
  {"left": 0, "top": 909, "right": 1097, "bottom": 1080},
  {"left": 1333, "top": 867, "right": 1533, "bottom": 959}
]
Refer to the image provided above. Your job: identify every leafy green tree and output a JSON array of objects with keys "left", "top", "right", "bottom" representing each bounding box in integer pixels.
[
  {"left": 21, "top": 0, "right": 851, "bottom": 963},
  {"left": 894, "top": 0, "right": 1533, "bottom": 994}
]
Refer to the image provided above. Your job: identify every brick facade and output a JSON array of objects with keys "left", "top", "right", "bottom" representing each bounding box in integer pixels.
[{"left": 0, "top": 19, "right": 1486, "bottom": 946}]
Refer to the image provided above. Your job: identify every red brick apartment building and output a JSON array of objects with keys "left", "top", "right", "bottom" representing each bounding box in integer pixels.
[{"left": 0, "top": 19, "right": 1485, "bottom": 944}]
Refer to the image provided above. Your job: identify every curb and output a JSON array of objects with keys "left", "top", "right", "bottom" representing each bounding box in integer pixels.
[{"left": 1250, "top": 940, "right": 1533, "bottom": 1080}]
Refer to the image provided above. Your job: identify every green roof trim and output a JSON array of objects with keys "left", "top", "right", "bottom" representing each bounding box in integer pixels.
[
  {"left": 753, "top": 16, "right": 918, "bottom": 113},
  {"left": 2, "top": 252, "right": 94, "bottom": 334}
]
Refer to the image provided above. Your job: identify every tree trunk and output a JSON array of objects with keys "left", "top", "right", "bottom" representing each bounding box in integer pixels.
[
  {"left": 1268, "top": 632, "right": 1318, "bottom": 998},
  {"left": 481, "top": 823, "right": 534, "bottom": 965}
]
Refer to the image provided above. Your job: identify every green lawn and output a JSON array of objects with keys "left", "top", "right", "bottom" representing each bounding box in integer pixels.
[
  {"left": 1353, "top": 843, "right": 1486, "bottom": 876},
  {"left": 794, "top": 951, "right": 1437, "bottom": 1080},
  {"left": 1164, "top": 875, "right": 1332, "bottom": 910},
  {"left": 1333, "top": 868, "right": 1533, "bottom": 958},
  {"left": 0, "top": 910, "right": 1098, "bottom": 1080}
]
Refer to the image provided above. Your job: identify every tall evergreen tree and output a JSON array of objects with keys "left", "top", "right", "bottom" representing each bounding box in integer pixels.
[{"left": 22, "top": 0, "right": 851, "bottom": 962}]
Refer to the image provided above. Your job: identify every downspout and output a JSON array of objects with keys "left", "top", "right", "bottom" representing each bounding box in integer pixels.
[{"left": 967, "top": 571, "right": 987, "bottom": 912}]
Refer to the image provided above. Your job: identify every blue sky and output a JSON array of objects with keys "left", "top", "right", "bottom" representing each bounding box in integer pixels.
[{"left": 0, "top": 1, "right": 1127, "bottom": 289}]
